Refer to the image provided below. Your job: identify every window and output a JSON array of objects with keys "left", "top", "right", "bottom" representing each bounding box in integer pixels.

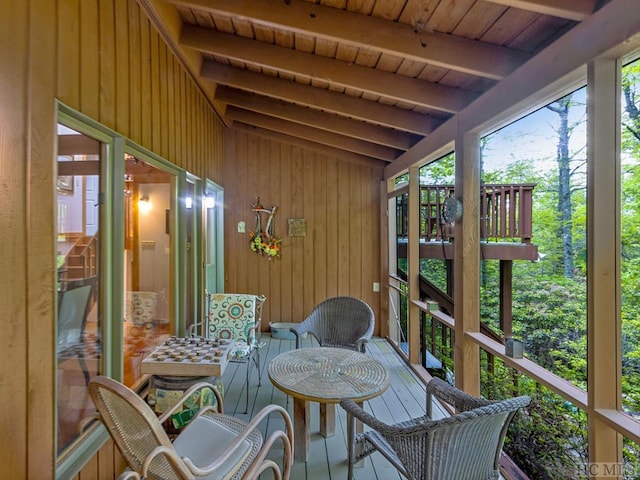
[
  {"left": 620, "top": 56, "right": 640, "bottom": 419},
  {"left": 55, "top": 108, "right": 187, "bottom": 475},
  {"left": 480, "top": 88, "right": 588, "bottom": 387},
  {"left": 387, "top": 184, "right": 408, "bottom": 354},
  {"left": 56, "top": 124, "right": 103, "bottom": 455},
  {"left": 123, "top": 152, "right": 176, "bottom": 388}
]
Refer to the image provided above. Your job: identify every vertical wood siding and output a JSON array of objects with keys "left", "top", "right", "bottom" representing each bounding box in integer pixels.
[
  {"left": 1, "top": 0, "right": 224, "bottom": 478},
  {"left": 223, "top": 129, "right": 383, "bottom": 332}
]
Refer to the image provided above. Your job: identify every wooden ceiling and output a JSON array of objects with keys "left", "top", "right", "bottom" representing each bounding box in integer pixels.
[{"left": 140, "top": 0, "right": 601, "bottom": 165}]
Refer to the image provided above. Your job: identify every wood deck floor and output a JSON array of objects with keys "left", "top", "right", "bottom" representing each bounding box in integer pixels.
[{"left": 219, "top": 335, "right": 436, "bottom": 480}]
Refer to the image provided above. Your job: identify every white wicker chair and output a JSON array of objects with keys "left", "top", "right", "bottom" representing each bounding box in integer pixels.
[
  {"left": 289, "top": 296, "right": 374, "bottom": 353},
  {"left": 340, "top": 377, "right": 530, "bottom": 480},
  {"left": 87, "top": 375, "right": 293, "bottom": 480}
]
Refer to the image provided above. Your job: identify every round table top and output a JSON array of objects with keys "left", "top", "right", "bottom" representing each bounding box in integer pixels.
[{"left": 268, "top": 347, "right": 390, "bottom": 403}]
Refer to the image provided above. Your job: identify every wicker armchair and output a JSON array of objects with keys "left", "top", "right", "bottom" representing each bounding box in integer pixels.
[
  {"left": 87, "top": 375, "right": 293, "bottom": 480},
  {"left": 289, "top": 296, "right": 374, "bottom": 353},
  {"left": 340, "top": 377, "right": 530, "bottom": 480}
]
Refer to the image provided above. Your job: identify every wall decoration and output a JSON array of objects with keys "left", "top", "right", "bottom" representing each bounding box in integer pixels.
[
  {"left": 249, "top": 197, "right": 281, "bottom": 258},
  {"left": 57, "top": 175, "right": 74, "bottom": 195},
  {"left": 288, "top": 218, "right": 306, "bottom": 237}
]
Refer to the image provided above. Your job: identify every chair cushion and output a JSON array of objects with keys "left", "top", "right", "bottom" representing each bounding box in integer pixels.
[
  {"left": 208, "top": 294, "right": 259, "bottom": 347},
  {"left": 173, "top": 414, "right": 262, "bottom": 480}
]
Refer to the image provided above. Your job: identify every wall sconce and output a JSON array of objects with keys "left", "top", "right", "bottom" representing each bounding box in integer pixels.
[
  {"left": 185, "top": 197, "right": 193, "bottom": 209},
  {"left": 138, "top": 194, "right": 151, "bottom": 213},
  {"left": 204, "top": 193, "right": 215, "bottom": 209}
]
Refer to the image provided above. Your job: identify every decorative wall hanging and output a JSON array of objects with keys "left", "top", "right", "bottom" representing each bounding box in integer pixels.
[
  {"left": 288, "top": 218, "right": 306, "bottom": 237},
  {"left": 249, "top": 197, "right": 281, "bottom": 258}
]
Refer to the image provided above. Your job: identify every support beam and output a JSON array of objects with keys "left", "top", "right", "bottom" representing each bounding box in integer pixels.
[
  {"left": 215, "top": 86, "right": 420, "bottom": 150},
  {"left": 408, "top": 166, "right": 421, "bottom": 364},
  {"left": 226, "top": 107, "right": 399, "bottom": 161},
  {"left": 181, "top": 25, "right": 476, "bottom": 114},
  {"left": 454, "top": 132, "right": 481, "bottom": 396},
  {"left": 202, "top": 61, "right": 443, "bottom": 135},
  {"left": 586, "top": 56, "right": 623, "bottom": 468},
  {"left": 167, "top": 0, "right": 530, "bottom": 80}
]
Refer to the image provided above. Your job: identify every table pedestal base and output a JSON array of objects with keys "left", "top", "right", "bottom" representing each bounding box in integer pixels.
[
  {"left": 293, "top": 398, "right": 310, "bottom": 462},
  {"left": 294, "top": 398, "right": 364, "bottom": 462},
  {"left": 319, "top": 403, "right": 335, "bottom": 437}
]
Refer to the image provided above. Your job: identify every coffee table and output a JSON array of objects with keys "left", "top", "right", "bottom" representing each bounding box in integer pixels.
[{"left": 268, "top": 347, "right": 389, "bottom": 462}]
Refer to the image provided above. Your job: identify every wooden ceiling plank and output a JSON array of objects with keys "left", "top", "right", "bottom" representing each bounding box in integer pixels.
[
  {"left": 294, "top": 31, "right": 316, "bottom": 53},
  {"left": 454, "top": 2, "right": 507, "bottom": 40},
  {"left": 227, "top": 107, "right": 400, "bottom": 160},
  {"left": 480, "top": 8, "right": 539, "bottom": 47},
  {"left": 201, "top": 61, "right": 443, "bottom": 134},
  {"left": 166, "top": 0, "right": 531, "bottom": 79},
  {"left": 428, "top": 0, "right": 476, "bottom": 33},
  {"left": 181, "top": 25, "right": 476, "bottom": 112},
  {"left": 347, "top": 0, "right": 376, "bottom": 16},
  {"left": 273, "top": 26, "right": 295, "bottom": 48},
  {"left": 215, "top": 86, "right": 419, "bottom": 149},
  {"left": 397, "top": 0, "right": 439, "bottom": 27},
  {"left": 230, "top": 16, "right": 254, "bottom": 37},
  {"left": 371, "top": 0, "right": 406, "bottom": 21},
  {"left": 481, "top": 0, "right": 596, "bottom": 22}
]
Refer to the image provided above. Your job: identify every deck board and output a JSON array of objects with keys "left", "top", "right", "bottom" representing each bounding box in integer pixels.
[{"left": 220, "top": 335, "right": 429, "bottom": 479}]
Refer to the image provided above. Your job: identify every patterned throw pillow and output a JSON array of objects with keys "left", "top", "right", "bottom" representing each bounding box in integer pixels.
[{"left": 207, "top": 294, "right": 259, "bottom": 352}]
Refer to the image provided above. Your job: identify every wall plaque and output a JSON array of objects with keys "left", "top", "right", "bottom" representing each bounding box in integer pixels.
[{"left": 288, "top": 218, "right": 306, "bottom": 237}]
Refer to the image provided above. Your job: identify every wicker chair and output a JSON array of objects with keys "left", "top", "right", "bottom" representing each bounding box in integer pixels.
[
  {"left": 340, "top": 377, "right": 530, "bottom": 480},
  {"left": 87, "top": 375, "right": 293, "bottom": 480},
  {"left": 289, "top": 296, "right": 374, "bottom": 353}
]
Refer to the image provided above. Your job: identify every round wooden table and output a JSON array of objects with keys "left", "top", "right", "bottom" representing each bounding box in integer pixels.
[{"left": 268, "top": 347, "right": 389, "bottom": 462}]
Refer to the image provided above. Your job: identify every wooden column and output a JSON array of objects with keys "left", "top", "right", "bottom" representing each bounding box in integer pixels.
[
  {"left": 499, "top": 260, "right": 513, "bottom": 337},
  {"left": 586, "top": 57, "right": 622, "bottom": 468},
  {"left": 380, "top": 179, "right": 391, "bottom": 339},
  {"left": 454, "top": 132, "right": 481, "bottom": 396},
  {"left": 408, "top": 166, "right": 421, "bottom": 364}
]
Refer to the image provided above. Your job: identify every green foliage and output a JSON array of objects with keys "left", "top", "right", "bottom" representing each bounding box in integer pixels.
[
  {"left": 481, "top": 362, "right": 589, "bottom": 479},
  {"left": 419, "top": 258, "right": 448, "bottom": 292},
  {"left": 621, "top": 58, "right": 640, "bottom": 418},
  {"left": 419, "top": 152, "right": 455, "bottom": 184}
]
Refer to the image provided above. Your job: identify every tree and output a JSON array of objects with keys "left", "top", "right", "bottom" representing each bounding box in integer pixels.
[{"left": 547, "top": 94, "right": 587, "bottom": 278}]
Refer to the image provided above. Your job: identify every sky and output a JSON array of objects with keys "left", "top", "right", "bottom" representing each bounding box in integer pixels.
[{"left": 481, "top": 87, "right": 588, "bottom": 174}]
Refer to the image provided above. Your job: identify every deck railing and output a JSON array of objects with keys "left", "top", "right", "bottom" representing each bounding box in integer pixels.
[{"left": 398, "top": 183, "right": 535, "bottom": 243}]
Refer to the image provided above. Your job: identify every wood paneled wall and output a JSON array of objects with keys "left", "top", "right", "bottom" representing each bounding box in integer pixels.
[
  {"left": 57, "top": 0, "right": 224, "bottom": 178},
  {"left": 223, "top": 128, "right": 384, "bottom": 332},
  {"left": 0, "top": 1, "right": 224, "bottom": 478}
]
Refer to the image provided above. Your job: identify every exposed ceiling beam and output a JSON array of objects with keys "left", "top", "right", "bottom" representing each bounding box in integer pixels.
[
  {"left": 483, "top": 0, "right": 596, "bottom": 21},
  {"left": 166, "top": 0, "right": 531, "bottom": 80},
  {"left": 181, "top": 25, "right": 476, "bottom": 114},
  {"left": 233, "top": 123, "right": 388, "bottom": 169},
  {"left": 202, "top": 62, "right": 444, "bottom": 135},
  {"left": 216, "top": 87, "right": 419, "bottom": 150},
  {"left": 226, "top": 107, "right": 400, "bottom": 161}
]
